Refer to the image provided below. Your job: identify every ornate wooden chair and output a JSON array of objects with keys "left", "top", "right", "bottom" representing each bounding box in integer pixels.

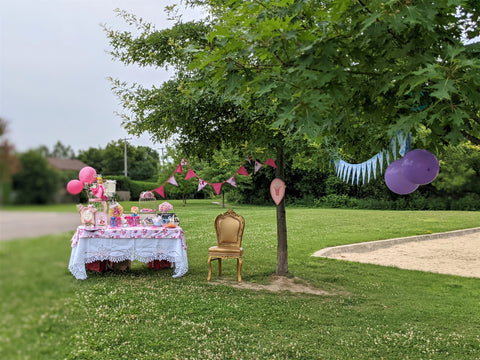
[{"left": 207, "top": 209, "right": 245, "bottom": 282}]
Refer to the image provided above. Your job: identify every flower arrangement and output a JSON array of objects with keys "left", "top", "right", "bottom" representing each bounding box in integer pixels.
[
  {"left": 131, "top": 206, "right": 139, "bottom": 214},
  {"left": 158, "top": 202, "right": 173, "bottom": 213},
  {"left": 108, "top": 203, "right": 124, "bottom": 217}
]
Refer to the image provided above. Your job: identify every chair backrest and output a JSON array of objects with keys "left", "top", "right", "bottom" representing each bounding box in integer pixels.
[{"left": 214, "top": 209, "right": 245, "bottom": 248}]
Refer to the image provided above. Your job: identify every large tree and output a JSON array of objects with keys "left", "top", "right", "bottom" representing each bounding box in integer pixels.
[{"left": 104, "top": 0, "right": 479, "bottom": 275}]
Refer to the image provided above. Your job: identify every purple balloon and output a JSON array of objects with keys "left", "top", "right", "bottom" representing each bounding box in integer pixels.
[
  {"left": 402, "top": 149, "right": 439, "bottom": 185},
  {"left": 384, "top": 159, "right": 419, "bottom": 195}
]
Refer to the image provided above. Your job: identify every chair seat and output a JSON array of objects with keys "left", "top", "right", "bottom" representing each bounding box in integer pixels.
[{"left": 208, "top": 246, "right": 243, "bottom": 256}]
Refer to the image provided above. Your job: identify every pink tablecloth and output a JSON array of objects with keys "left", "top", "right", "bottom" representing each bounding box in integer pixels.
[{"left": 69, "top": 225, "right": 188, "bottom": 280}]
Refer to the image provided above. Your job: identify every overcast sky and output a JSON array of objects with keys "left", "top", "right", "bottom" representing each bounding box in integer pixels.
[{"left": 1, "top": 0, "right": 201, "bottom": 155}]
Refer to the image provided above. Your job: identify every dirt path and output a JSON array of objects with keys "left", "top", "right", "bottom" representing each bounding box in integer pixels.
[{"left": 313, "top": 228, "right": 480, "bottom": 278}]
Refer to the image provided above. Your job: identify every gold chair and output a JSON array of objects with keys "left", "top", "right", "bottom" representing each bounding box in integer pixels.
[{"left": 207, "top": 209, "right": 245, "bottom": 282}]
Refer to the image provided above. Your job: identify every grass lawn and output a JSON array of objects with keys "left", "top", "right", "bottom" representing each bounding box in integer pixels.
[{"left": 1, "top": 200, "right": 479, "bottom": 359}]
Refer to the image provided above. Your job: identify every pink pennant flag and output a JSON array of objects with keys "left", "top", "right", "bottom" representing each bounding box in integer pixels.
[
  {"left": 181, "top": 158, "right": 188, "bottom": 166},
  {"left": 153, "top": 186, "right": 165, "bottom": 198},
  {"left": 185, "top": 168, "right": 197, "bottom": 180},
  {"left": 254, "top": 160, "right": 263, "bottom": 174},
  {"left": 197, "top": 179, "right": 207, "bottom": 192},
  {"left": 212, "top": 183, "right": 223, "bottom": 195},
  {"left": 246, "top": 154, "right": 252, "bottom": 163},
  {"left": 265, "top": 158, "right": 277, "bottom": 168},
  {"left": 175, "top": 164, "right": 183, "bottom": 173},
  {"left": 167, "top": 175, "right": 178, "bottom": 186},
  {"left": 237, "top": 165, "right": 249, "bottom": 176},
  {"left": 226, "top": 176, "right": 237, "bottom": 187}
]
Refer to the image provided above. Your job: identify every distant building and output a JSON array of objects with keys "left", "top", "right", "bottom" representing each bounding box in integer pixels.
[{"left": 47, "top": 158, "right": 89, "bottom": 172}]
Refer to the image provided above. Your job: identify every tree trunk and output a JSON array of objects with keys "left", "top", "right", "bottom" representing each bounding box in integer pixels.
[{"left": 275, "top": 144, "right": 288, "bottom": 276}]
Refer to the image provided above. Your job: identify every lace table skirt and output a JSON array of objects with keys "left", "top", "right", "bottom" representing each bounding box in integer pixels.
[{"left": 68, "top": 226, "right": 188, "bottom": 280}]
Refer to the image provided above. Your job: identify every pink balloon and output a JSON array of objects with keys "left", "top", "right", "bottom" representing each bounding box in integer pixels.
[
  {"left": 402, "top": 149, "right": 439, "bottom": 185},
  {"left": 79, "top": 166, "right": 97, "bottom": 184},
  {"left": 384, "top": 159, "right": 419, "bottom": 195},
  {"left": 67, "top": 180, "right": 84, "bottom": 195}
]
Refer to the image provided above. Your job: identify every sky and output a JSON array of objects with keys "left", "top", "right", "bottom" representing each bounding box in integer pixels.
[{"left": 1, "top": 0, "right": 202, "bottom": 156}]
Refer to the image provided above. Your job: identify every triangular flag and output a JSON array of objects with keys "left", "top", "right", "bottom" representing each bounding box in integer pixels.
[
  {"left": 366, "top": 159, "right": 372, "bottom": 182},
  {"left": 181, "top": 158, "right": 188, "bottom": 166},
  {"left": 361, "top": 162, "right": 367, "bottom": 184},
  {"left": 197, "top": 179, "right": 207, "bottom": 192},
  {"left": 212, "top": 183, "right": 223, "bottom": 195},
  {"left": 167, "top": 175, "right": 178, "bottom": 186},
  {"left": 264, "top": 158, "right": 277, "bottom": 168},
  {"left": 153, "top": 186, "right": 165, "bottom": 198},
  {"left": 377, "top": 152, "right": 384, "bottom": 173},
  {"left": 254, "top": 160, "right": 262, "bottom": 174},
  {"left": 226, "top": 176, "right": 237, "bottom": 187},
  {"left": 246, "top": 154, "right": 252, "bottom": 163},
  {"left": 175, "top": 164, "right": 183, "bottom": 173},
  {"left": 185, "top": 168, "right": 197, "bottom": 180},
  {"left": 237, "top": 165, "right": 249, "bottom": 176}
]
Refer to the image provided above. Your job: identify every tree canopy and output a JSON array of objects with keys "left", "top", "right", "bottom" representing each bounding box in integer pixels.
[{"left": 104, "top": 0, "right": 480, "bottom": 275}]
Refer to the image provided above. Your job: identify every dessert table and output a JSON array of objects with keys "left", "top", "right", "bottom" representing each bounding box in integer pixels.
[{"left": 68, "top": 225, "right": 188, "bottom": 280}]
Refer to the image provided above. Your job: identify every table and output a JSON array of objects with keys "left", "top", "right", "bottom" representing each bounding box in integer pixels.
[{"left": 69, "top": 225, "right": 188, "bottom": 280}]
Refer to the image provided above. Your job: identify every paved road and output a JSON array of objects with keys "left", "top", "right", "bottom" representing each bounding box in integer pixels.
[{"left": 0, "top": 211, "right": 80, "bottom": 241}]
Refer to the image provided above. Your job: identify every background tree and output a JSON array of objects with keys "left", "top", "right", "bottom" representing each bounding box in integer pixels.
[
  {"left": 12, "top": 150, "right": 60, "bottom": 204},
  {"left": 51, "top": 141, "right": 76, "bottom": 159},
  {"left": 104, "top": 0, "right": 479, "bottom": 275},
  {"left": 78, "top": 141, "right": 160, "bottom": 181},
  {"left": 0, "top": 118, "right": 21, "bottom": 206}
]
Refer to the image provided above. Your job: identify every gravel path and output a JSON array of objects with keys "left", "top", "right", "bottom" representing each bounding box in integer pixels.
[{"left": 313, "top": 228, "right": 480, "bottom": 278}]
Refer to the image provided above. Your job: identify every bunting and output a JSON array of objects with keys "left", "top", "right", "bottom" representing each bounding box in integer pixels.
[
  {"left": 334, "top": 131, "right": 411, "bottom": 186},
  {"left": 149, "top": 156, "right": 277, "bottom": 198}
]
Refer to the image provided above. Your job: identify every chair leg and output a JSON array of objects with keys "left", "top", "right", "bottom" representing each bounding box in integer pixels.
[
  {"left": 218, "top": 258, "right": 222, "bottom": 276},
  {"left": 207, "top": 256, "right": 212, "bottom": 281},
  {"left": 237, "top": 257, "right": 242, "bottom": 282}
]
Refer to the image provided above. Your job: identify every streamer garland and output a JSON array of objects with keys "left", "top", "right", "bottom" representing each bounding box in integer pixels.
[
  {"left": 333, "top": 131, "right": 411, "bottom": 185},
  {"left": 151, "top": 156, "right": 277, "bottom": 198}
]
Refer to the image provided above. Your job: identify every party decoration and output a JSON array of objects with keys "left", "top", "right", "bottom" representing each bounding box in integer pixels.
[
  {"left": 67, "top": 180, "right": 84, "bottom": 195},
  {"left": 270, "top": 178, "right": 286, "bottom": 205},
  {"left": 158, "top": 202, "right": 173, "bottom": 213},
  {"left": 146, "top": 156, "right": 275, "bottom": 198},
  {"left": 90, "top": 176, "right": 105, "bottom": 199},
  {"left": 212, "top": 183, "right": 222, "bottom": 195},
  {"left": 334, "top": 131, "right": 411, "bottom": 186},
  {"left": 384, "top": 159, "right": 418, "bottom": 195},
  {"left": 79, "top": 166, "right": 97, "bottom": 184},
  {"left": 402, "top": 149, "right": 439, "bottom": 185}
]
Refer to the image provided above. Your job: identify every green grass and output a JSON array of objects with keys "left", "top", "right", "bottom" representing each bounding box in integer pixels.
[{"left": 1, "top": 200, "right": 480, "bottom": 359}]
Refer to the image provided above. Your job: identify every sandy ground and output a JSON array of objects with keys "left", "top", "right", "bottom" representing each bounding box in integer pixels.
[{"left": 313, "top": 229, "right": 480, "bottom": 279}]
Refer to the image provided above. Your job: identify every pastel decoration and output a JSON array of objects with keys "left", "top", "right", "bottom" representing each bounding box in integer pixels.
[
  {"left": 402, "top": 149, "right": 439, "bottom": 185},
  {"left": 254, "top": 161, "right": 262, "bottom": 174},
  {"left": 384, "top": 159, "right": 418, "bottom": 195},
  {"left": 198, "top": 179, "right": 207, "bottom": 191},
  {"left": 167, "top": 175, "right": 178, "bottom": 186},
  {"left": 212, "top": 183, "right": 222, "bottom": 195},
  {"left": 226, "top": 176, "right": 237, "bottom": 187},
  {"left": 270, "top": 178, "right": 286, "bottom": 205},
  {"left": 153, "top": 186, "right": 165, "bottom": 198},
  {"left": 185, "top": 169, "right": 197, "bottom": 180},
  {"left": 79, "top": 166, "right": 97, "bottom": 184},
  {"left": 175, "top": 164, "right": 183, "bottom": 173},
  {"left": 67, "top": 179, "right": 84, "bottom": 195}
]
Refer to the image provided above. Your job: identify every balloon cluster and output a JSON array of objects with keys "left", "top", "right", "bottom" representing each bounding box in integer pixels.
[
  {"left": 66, "top": 166, "right": 97, "bottom": 195},
  {"left": 384, "top": 149, "right": 439, "bottom": 195}
]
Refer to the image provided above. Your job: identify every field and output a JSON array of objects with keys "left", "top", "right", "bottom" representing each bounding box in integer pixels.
[{"left": 1, "top": 200, "right": 479, "bottom": 359}]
